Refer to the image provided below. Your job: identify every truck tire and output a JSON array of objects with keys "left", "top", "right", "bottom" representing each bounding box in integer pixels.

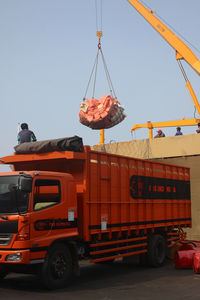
[
  {"left": 147, "top": 234, "right": 166, "bottom": 267},
  {"left": 40, "top": 243, "right": 72, "bottom": 289}
]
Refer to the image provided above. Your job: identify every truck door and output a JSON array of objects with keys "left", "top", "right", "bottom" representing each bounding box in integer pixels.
[{"left": 30, "top": 177, "right": 66, "bottom": 248}]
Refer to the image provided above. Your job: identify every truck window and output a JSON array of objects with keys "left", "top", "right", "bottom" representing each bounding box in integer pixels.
[{"left": 33, "top": 179, "right": 60, "bottom": 211}]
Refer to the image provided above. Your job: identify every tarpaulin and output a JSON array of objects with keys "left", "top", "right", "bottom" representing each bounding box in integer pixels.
[
  {"left": 14, "top": 136, "right": 83, "bottom": 154},
  {"left": 79, "top": 95, "right": 126, "bottom": 130}
]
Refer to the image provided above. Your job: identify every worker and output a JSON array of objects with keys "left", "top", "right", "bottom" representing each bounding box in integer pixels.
[
  {"left": 196, "top": 123, "right": 200, "bottom": 134},
  {"left": 17, "top": 123, "right": 37, "bottom": 144},
  {"left": 175, "top": 127, "right": 183, "bottom": 136},
  {"left": 154, "top": 129, "right": 165, "bottom": 138}
]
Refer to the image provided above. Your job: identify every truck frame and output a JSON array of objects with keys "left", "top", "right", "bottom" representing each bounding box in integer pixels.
[{"left": 0, "top": 146, "right": 191, "bottom": 288}]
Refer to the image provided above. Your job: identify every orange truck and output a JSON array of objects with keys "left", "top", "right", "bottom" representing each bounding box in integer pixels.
[{"left": 0, "top": 143, "right": 191, "bottom": 288}]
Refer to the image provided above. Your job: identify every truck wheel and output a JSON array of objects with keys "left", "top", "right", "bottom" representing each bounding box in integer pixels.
[
  {"left": 147, "top": 234, "right": 166, "bottom": 267},
  {"left": 40, "top": 243, "right": 72, "bottom": 289}
]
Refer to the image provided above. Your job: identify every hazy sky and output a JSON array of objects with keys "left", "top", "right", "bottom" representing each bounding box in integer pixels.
[{"left": 0, "top": 0, "right": 200, "bottom": 165}]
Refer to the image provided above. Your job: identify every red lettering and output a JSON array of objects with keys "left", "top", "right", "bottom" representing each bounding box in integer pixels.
[
  {"left": 157, "top": 186, "right": 164, "bottom": 192},
  {"left": 166, "top": 186, "right": 171, "bottom": 192}
]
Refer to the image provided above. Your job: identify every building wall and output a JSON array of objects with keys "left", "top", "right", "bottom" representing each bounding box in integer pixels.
[{"left": 156, "top": 156, "right": 200, "bottom": 240}]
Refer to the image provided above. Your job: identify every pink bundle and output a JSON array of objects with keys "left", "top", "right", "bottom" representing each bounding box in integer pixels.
[{"left": 79, "top": 95, "right": 126, "bottom": 130}]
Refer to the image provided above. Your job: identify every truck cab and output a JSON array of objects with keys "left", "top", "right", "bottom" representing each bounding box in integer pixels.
[{"left": 0, "top": 171, "right": 78, "bottom": 266}]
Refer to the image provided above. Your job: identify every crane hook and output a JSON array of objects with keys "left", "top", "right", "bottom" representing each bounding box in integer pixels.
[{"left": 96, "top": 31, "right": 103, "bottom": 49}]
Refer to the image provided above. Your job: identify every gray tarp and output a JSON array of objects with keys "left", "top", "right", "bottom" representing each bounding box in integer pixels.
[{"left": 14, "top": 136, "right": 83, "bottom": 154}]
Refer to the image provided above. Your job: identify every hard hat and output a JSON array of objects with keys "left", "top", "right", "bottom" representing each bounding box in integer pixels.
[{"left": 157, "top": 129, "right": 162, "bottom": 133}]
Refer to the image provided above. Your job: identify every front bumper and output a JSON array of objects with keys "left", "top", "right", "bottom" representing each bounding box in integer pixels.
[{"left": 0, "top": 249, "right": 30, "bottom": 264}]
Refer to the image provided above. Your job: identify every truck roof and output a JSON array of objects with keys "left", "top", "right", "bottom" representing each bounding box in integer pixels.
[{"left": 0, "top": 150, "right": 87, "bottom": 165}]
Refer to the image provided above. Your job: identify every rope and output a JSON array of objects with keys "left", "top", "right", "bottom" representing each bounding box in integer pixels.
[
  {"left": 100, "top": 46, "right": 117, "bottom": 98},
  {"left": 95, "top": 0, "right": 103, "bottom": 32},
  {"left": 83, "top": 0, "right": 117, "bottom": 100},
  {"left": 83, "top": 52, "right": 99, "bottom": 101},
  {"left": 100, "top": 0, "right": 103, "bottom": 32},
  {"left": 92, "top": 48, "right": 100, "bottom": 98},
  {"left": 83, "top": 42, "right": 117, "bottom": 100},
  {"left": 95, "top": 0, "right": 98, "bottom": 31},
  {"left": 194, "top": 106, "right": 197, "bottom": 119}
]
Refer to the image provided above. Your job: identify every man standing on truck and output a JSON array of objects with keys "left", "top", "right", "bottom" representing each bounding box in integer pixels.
[{"left": 17, "top": 123, "right": 37, "bottom": 144}]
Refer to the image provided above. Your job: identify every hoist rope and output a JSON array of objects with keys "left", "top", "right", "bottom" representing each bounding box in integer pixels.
[
  {"left": 83, "top": 52, "right": 99, "bottom": 101},
  {"left": 83, "top": 43, "right": 117, "bottom": 100},
  {"left": 83, "top": 0, "right": 117, "bottom": 100},
  {"left": 92, "top": 49, "right": 100, "bottom": 98},
  {"left": 95, "top": 0, "right": 103, "bottom": 32},
  {"left": 99, "top": 46, "right": 116, "bottom": 98}
]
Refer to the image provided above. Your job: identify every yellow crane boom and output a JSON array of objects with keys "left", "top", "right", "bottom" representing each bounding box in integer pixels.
[
  {"left": 132, "top": 119, "right": 200, "bottom": 139},
  {"left": 127, "top": 0, "right": 200, "bottom": 138}
]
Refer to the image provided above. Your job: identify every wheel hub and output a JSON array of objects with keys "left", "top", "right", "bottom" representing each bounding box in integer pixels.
[{"left": 52, "top": 254, "right": 67, "bottom": 279}]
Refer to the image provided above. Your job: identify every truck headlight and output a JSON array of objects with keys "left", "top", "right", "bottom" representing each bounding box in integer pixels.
[{"left": 5, "top": 253, "right": 22, "bottom": 262}]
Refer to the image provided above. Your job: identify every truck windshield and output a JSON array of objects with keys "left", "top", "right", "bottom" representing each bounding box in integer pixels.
[{"left": 0, "top": 176, "right": 29, "bottom": 214}]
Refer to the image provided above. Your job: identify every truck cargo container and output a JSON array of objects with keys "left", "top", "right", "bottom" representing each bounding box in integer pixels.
[{"left": 0, "top": 143, "right": 191, "bottom": 288}]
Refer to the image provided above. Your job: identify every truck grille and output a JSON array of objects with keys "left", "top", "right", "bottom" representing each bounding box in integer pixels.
[{"left": 0, "top": 233, "right": 13, "bottom": 246}]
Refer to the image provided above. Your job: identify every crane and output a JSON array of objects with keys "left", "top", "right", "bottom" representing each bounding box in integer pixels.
[{"left": 127, "top": 0, "right": 200, "bottom": 139}]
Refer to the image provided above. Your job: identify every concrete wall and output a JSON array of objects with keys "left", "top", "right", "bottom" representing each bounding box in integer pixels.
[
  {"left": 92, "top": 134, "right": 200, "bottom": 239},
  {"left": 92, "top": 134, "right": 200, "bottom": 159}
]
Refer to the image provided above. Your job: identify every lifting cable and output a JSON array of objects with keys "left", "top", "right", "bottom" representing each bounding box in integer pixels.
[
  {"left": 142, "top": 0, "right": 200, "bottom": 119},
  {"left": 83, "top": 0, "right": 117, "bottom": 101},
  {"left": 79, "top": 0, "right": 126, "bottom": 132}
]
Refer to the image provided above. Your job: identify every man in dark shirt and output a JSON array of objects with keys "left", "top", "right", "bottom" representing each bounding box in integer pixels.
[{"left": 17, "top": 123, "right": 37, "bottom": 144}]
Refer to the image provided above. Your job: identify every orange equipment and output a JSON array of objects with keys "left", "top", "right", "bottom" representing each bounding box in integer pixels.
[
  {"left": 0, "top": 143, "right": 191, "bottom": 288},
  {"left": 127, "top": 0, "right": 200, "bottom": 138}
]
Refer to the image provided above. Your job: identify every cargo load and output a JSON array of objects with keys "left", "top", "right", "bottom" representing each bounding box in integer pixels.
[{"left": 79, "top": 95, "right": 126, "bottom": 129}]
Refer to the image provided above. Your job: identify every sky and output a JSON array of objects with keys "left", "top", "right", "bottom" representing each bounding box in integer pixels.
[{"left": 0, "top": 0, "right": 200, "bottom": 168}]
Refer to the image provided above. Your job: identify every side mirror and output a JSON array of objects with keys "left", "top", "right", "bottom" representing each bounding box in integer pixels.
[{"left": 19, "top": 176, "right": 33, "bottom": 192}]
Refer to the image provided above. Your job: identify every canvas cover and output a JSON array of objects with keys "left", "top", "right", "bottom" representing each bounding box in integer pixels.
[{"left": 14, "top": 136, "right": 83, "bottom": 154}]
